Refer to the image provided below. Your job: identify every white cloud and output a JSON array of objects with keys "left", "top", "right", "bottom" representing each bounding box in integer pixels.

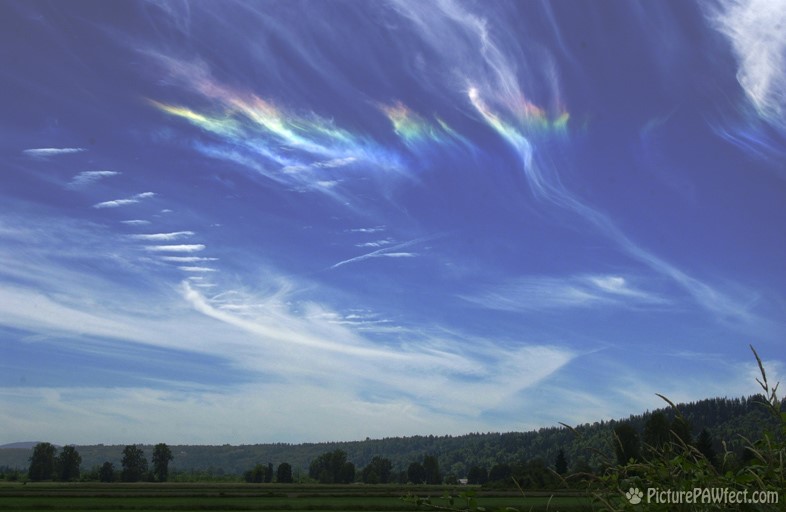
[
  {"left": 179, "top": 266, "right": 217, "bottom": 272},
  {"left": 711, "top": 0, "right": 786, "bottom": 128},
  {"left": 94, "top": 192, "right": 156, "bottom": 209},
  {"left": 331, "top": 236, "right": 433, "bottom": 269},
  {"left": 355, "top": 239, "right": 393, "bottom": 248},
  {"left": 23, "top": 147, "right": 85, "bottom": 157},
  {"left": 144, "top": 244, "right": 206, "bottom": 252},
  {"left": 464, "top": 273, "right": 666, "bottom": 312},
  {"left": 131, "top": 231, "right": 195, "bottom": 241},
  {"left": 0, "top": 285, "right": 154, "bottom": 345},
  {"left": 120, "top": 220, "right": 151, "bottom": 226},
  {"left": 68, "top": 170, "right": 120, "bottom": 188},
  {"left": 314, "top": 157, "right": 357, "bottom": 168},
  {"left": 348, "top": 226, "right": 386, "bottom": 233},
  {"left": 161, "top": 256, "right": 218, "bottom": 262}
]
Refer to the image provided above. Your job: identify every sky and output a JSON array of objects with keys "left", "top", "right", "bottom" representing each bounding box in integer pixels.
[{"left": 1, "top": 0, "right": 784, "bottom": 445}]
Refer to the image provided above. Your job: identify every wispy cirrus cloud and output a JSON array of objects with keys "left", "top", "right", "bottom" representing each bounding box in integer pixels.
[
  {"left": 464, "top": 274, "right": 666, "bottom": 312},
  {"left": 93, "top": 192, "right": 155, "bottom": 209},
  {"left": 144, "top": 244, "right": 206, "bottom": 253},
  {"left": 68, "top": 170, "right": 120, "bottom": 188},
  {"left": 120, "top": 220, "right": 151, "bottom": 226},
  {"left": 23, "top": 147, "right": 86, "bottom": 158},
  {"left": 380, "top": 252, "right": 416, "bottom": 258},
  {"left": 330, "top": 236, "right": 432, "bottom": 269},
  {"left": 282, "top": 157, "right": 358, "bottom": 174},
  {"left": 144, "top": 60, "right": 404, "bottom": 198},
  {"left": 0, "top": 211, "right": 576, "bottom": 435},
  {"left": 709, "top": 0, "right": 786, "bottom": 130},
  {"left": 392, "top": 1, "right": 762, "bottom": 330},
  {"left": 379, "top": 101, "right": 473, "bottom": 156},
  {"left": 703, "top": 0, "right": 786, "bottom": 172},
  {"left": 130, "top": 231, "right": 195, "bottom": 241},
  {"left": 179, "top": 266, "right": 217, "bottom": 272},
  {"left": 180, "top": 280, "right": 574, "bottom": 394},
  {"left": 160, "top": 256, "right": 218, "bottom": 263},
  {"left": 349, "top": 226, "right": 386, "bottom": 233},
  {"left": 356, "top": 239, "right": 392, "bottom": 248}
]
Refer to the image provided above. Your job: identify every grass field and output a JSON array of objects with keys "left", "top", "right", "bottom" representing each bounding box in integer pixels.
[{"left": 0, "top": 482, "right": 595, "bottom": 511}]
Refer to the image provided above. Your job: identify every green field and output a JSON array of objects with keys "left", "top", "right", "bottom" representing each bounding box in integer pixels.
[{"left": 0, "top": 482, "right": 594, "bottom": 511}]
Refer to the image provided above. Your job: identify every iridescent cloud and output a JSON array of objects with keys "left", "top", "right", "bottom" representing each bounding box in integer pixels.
[
  {"left": 148, "top": 62, "right": 403, "bottom": 193},
  {"left": 379, "top": 101, "right": 471, "bottom": 153}
]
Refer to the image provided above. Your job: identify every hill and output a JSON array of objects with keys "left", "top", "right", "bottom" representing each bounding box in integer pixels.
[
  {"left": 0, "top": 442, "right": 43, "bottom": 450},
  {"left": 1, "top": 395, "right": 780, "bottom": 478}
]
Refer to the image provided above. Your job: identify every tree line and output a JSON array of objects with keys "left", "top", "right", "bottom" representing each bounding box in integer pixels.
[
  {"left": 24, "top": 442, "right": 173, "bottom": 482},
  {"left": 4, "top": 394, "right": 777, "bottom": 485}
]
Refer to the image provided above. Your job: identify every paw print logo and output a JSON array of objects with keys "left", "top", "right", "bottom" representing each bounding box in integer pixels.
[{"left": 625, "top": 487, "right": 643, "bottom": 505}]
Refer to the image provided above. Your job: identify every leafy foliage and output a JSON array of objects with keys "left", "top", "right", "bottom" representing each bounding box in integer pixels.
[
  {"left": 408, "top": 461, "right": 426, "bottom": 484},
  {"left": 423, "top": 455, "right": 441, "bottom": 484},
  {"left": 555, "top": 449, "right": 568, "bottom": 475},
  {"left": 56, "top": 445, "right": 82, "bottom": 481},
  {"left": 121, "top": 444, "right": 148, "bottom": 482},
  {"left": 362, "top": 455, "right": 393, "bottom": 483},
  {"left": 276, "top": 462, "right": 293, "bottom": 483},
  {"left": 152, "top": 443, "right": 173, "bottom": 482},
  {"left": 592, "top": 345, "right": 784, "bottom": 511},
  {"left": 309, "top": 449, "right": 355, "bottom": 484},
  {"left": 243, "top": 462, "right": 273, "bottom": 483},
  {"left": 2, "top": 397, "right": 776, "bottom": 479},
  {"left": 613, "top": 423, "right": 640, "bottom": 465},
  {"left": 99, "top": 461, "right": 115, "bottom": 482},
  {"left": 28, "top": 442, "right": 56, "bottom": 481}
]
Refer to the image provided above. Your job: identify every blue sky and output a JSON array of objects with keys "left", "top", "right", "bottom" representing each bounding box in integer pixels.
[{"left": 1, "top": 0, "right": 784, "bottom": 445}]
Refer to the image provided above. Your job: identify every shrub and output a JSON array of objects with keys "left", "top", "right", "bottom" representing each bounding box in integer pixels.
[{"left": 593, "top": 345, "right": 784, "bottom": 511}]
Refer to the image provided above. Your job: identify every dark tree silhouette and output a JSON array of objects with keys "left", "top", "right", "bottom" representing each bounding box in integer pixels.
[
  {"left": 613, "top": 422, "right": 641, "bottom": 464},
  {"left": 467, "top": 465, "right": 488, "bottom": 485},
  {"left": 309, "top": 450, "right": 354, "bottom": 484},
  {"left": 99, "top": 461, "right": 114, "bottom": 483},
  {"left": 407, "top": 461, "right": 425, "bottom": 484},
  {"left": 28, "top": 442, "right": 56, "bottom": 481},
  {"left": 696, "top": 428, "right": 718, "bottom": 467},
  {"left": 555, "top": 448, "right": 568, "bottom": 475},
  {"left": 152, "top": 443, "right": 173, "bottom": 482},
  {"left": 423, "top": 454, "right": 441, "bottom": 484},
  {"left": 276, "top": 462, "right": 293, "bottom": 483},
  {"left": 339, "top": 461, "right": 355, "bottom": 484},
  {"left": 56, "top": 445, "right": 82, "bottom": 481},
  {"left": 121, "top": 445, "right": 148, "bottom": 482},
  {"left": 361, "top": 456, "right": 392, "bottom": 484},
  {"left": 670, "top": 416, "right": 693, "bottom": 446},
  {"left": 643, "top": 412, "right": 670, "bottom": 456},
  {"left": 489, "top": 463, "right": 512, "bottom": 482},
  {"left": 244, "top": 463, "right": 270, "bottom": 483}
]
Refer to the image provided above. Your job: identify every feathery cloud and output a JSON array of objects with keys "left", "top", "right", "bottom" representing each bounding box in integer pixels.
[
  {"left": 144, "top": 244, "right": 206, "bottom": 253},
  {"left": 356, "top": 239, "right": 393, "bottom": 248},
  {"left": 68, "top": 170, "right": 120, "bottom": 188},
  {"left": 330, "top": 236, "right": 430, "bottom": 269},
  {"left": 130, "top": 231, "right": 195, "bottom": 241},
  {"left": 711, "top": 0, "right": 786, "bottom": 129},
  {"left": 348, "top": 226, "right": 386, "bottom": 233},
  {"left": 23, "top": 147, "right": 86, "bottom": 158},
  {"left": 93, "top": 192, "right": 155, "bottom": 209},
  {"left": 464, "top": 274, "right": 666, "bottom": 312},
  {"left": 160, "top": 256, "right": 218, "bottom": 262}
]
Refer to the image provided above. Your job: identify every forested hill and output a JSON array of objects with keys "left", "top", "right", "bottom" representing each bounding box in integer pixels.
[{"left": 1, "top": 395, "right": 780, "bottom": 477}]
